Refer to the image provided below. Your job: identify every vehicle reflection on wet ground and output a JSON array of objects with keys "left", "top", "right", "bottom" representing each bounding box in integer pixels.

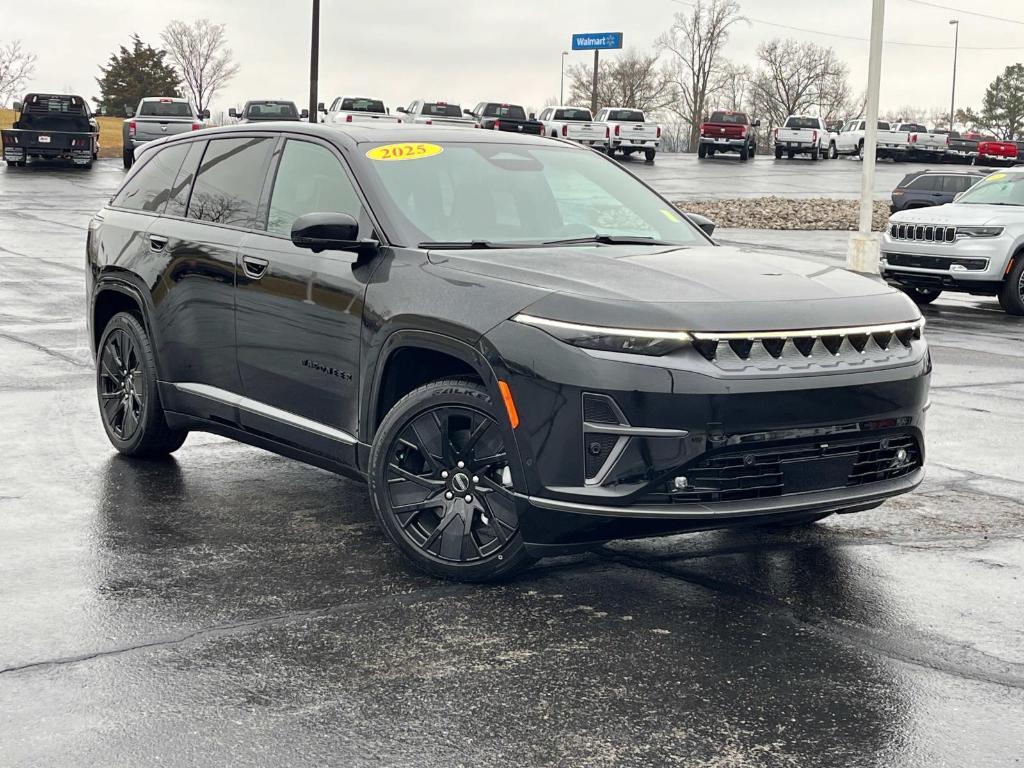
[{"left": 1, "top": 160, "right": 1021, "bottom": 766}]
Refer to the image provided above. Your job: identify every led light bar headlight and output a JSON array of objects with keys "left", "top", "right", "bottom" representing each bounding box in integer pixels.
[
  {"left": 957, "top": 226, "right": 1003, "bottom": 238},
  {"left": 513, "top": 314, "right": 691, "bottom": 356}
]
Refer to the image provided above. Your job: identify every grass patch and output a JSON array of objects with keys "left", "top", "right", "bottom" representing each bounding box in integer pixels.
[{"left": 1, "top": 108, "right": 123, "bottom": 158}]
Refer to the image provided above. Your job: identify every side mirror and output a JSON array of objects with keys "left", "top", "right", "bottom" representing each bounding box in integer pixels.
[
  {"left": 396, "top": 106, "right": 408, "bottom": 114},
  {"left": 463, "top": 109, "right": 474, "bottom": 117},
  {"left": 300, "top": 108, "right": 309, "bottom": 119},
  {"left": 13, "top": 100, "right": 22, "bottom": 112},
  {"left": 685, "top": 212, "right": 716, "bottom": 237},
  {"left": 291, "top": 212, "right": 378, "bottom": 257},
  {"left": 228, "top": 108, "right": 238, "bottom": 118},
  {"left": 752, "top": 119, "right": 761, "bottom": 127},
  {"left": 125, "top": 106, "right": 135, "bottom": 118},
  {"left": 317, "top": 102, "right": 326, "bottom": 113},
  {"left": 529, "top": 112, "right": 536, "bottom": 120},
  {"left": 201, "top": 108, "right": 210, "bottom": 119}
]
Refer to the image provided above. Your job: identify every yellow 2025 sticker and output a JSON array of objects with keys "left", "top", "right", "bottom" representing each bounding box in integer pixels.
[
  {"left": 366, "top": 143, "right": 443, "bottom": 161},
  {"left": 985, "top": 172, "right": 1007, "bottom": 182}
]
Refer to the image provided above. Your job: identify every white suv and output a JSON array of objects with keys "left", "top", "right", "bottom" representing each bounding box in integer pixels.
[{"left": 882, "top": 168, "right": 1024, "bottom": 315}]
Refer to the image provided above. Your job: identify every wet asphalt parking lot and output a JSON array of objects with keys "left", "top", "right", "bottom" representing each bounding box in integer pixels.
[{"left": 1, "top": 156, "right": 1022, "bottom": 767}]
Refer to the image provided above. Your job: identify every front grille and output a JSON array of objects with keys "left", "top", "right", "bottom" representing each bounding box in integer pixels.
[
  {"left": 639, "top": 434, "right": 921, "bottom": 505},
  {"left": 691, "top": 320, "right": 923, "bottom": 372},
  {"left": 884, "top": 253, "right": 988, "bottom": 271},
  {"left": 889, "top": 223, "right": 956, "bottom": 244}
]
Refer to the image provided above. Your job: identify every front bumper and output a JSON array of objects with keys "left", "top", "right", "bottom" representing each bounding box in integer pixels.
[
  {"left": 486, "top": 321, "right": 930, "bottom": 551},
  {"left": 881, "top": 233, "right": 1012, "bottom": 292}
]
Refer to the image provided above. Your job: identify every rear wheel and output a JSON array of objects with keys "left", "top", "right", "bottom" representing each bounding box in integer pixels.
[
  {"left": 369, "top": 378, "right": 534, "bottom": 582},
  {"left": 96, "top": 312, "right": 187, "bottom": 458},
  {"left": 902, "top": 286, "right": 942, "bottom": 305},
  {"left": 644, "top": 148, "right": 656, "bottom": 163},
  {"left": 122, "top": 148, "right": 134, "bottom": 169},
  {"left": 698, "top": 143, "right": 707, "bottom": 159},
  {"left": 739, "top": 145, "right": 749, "bottom": 162},
  {"left": 774, "top": 145, "right": 783, "bottom": 159},
  {"left": 829, "top": 142, "right": 838, "bottom": 159},
  {"left": 811, "top": 147, "right": 819, "bottom": 161},
  {"left": 998, "top": 257, "right": 1024, "bottom": 315}
]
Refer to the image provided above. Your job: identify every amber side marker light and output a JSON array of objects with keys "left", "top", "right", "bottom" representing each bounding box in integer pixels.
[{"left": 497, "top": 380, "right": 519, "bottom": 429}]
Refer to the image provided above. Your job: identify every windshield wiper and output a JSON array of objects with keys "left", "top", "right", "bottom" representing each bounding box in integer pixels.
[
  {"left": 542, "top": 234, "right": 679, "bottom": 246},
  {"left": 418, "top": 240, "right": 521, "bottom": 249}
]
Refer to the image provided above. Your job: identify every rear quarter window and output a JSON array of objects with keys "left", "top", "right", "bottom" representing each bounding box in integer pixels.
[{"left": 111, "top": 143, "right": 191, "bottom": 213}]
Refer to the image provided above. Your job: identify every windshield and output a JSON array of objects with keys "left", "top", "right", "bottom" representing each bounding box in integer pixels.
[
  {"left": 709, "top": 111, "right": 747, "bottom": 124},
  {"left": 246, "top": 102, "right": 298, "bottom": 119},
  {"left": 342, "top": 98, "right": 385, "bottom": 113},
  {"left": 140, "top": 100, "right": 193, "bottom": 117},
  {"left": 555, "top": 108, "right": 593, "bottom": 121},
  {"left": 423, "top": 102, "right": 462, "bottom": 117},
  {"left": 957, "top": 172, "right": 1024, "bottom": 206},
  {"left": 784, "top": 117, "right": 819, "bottom": 129},
  {"left": 360, "top": 142, "right": 705, "bottom": 247},
  {"left": 483, "top": 104, "right": 526, "bottom": 120}
]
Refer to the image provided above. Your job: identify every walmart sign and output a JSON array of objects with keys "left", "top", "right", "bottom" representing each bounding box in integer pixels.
[{"left": 571, "top": 32, "right": 623, "bottom": 51}]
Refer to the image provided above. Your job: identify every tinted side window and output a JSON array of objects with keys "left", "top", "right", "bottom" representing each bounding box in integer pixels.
[
  {"left": 267, "top": 140, "right": 362, "bottom": 237},
  {"left": 112, "top": 143, "right": 190, "bottom": 212},
  {"left": 164, "top": 141, "right": 204, "bottom": 218},
  {"left": 187, "top": 137, "right": 274, "bottom": 228},
  {"left": 909, "top": 175, "right": 940, "bottom": 192}
]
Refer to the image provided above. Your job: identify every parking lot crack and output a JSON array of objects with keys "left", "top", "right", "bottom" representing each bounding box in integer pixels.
[{"left": 0, "top": 332, "right": 90, "bottom": 368}]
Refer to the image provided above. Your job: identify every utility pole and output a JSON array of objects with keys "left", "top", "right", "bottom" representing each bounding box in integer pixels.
[
  {"left": 847, "top": 0, "right": 885, "bottom": 274},
  {"left": 949, "top": 19, "right": 959, "bottom": 131},
  {"left": 560, "top": 51, "right": 568, "bottom": 105},
  {"left": 309, "top": 0, "right": 320, "bottom": 123},
  {"left": 591, "top": 50, "right": 599, "bottom": 114}
]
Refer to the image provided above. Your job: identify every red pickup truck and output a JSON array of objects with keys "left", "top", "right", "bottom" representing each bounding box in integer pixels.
[
  {"left": 697, "top": 110, "right": 760, "bottom": 161},
  {"left": 973, "top": 135, "right": 1018, "bottom": 167}
]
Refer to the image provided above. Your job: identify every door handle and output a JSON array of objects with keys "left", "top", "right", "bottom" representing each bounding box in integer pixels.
[
  {"left": 241, "top": 255, "right": 269, "bottom": 280},
  {"left": 149, "top": 235, "right": 168, "bottom": 252}
]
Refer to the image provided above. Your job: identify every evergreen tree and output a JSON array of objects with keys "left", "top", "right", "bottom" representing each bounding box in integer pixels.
[
  {"left": 94, "top": 35, "right": 181, "bottom": 117},
  {"left": 981, "top": 64, "right": 1024, "bottom": 141}
]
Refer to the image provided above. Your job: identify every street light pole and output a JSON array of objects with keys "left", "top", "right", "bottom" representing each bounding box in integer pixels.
[
  {"left": 949, "top": 19, "right": 959, "bottom": 131},
  {"left": 847, "top": 0, "right": 886, "bottom": 274},
  {"left": 560, "top": 51, "right": 568, "bottom": 105},
  {"left": 309, "top": 0, "right": 320, "bottom": 123}
]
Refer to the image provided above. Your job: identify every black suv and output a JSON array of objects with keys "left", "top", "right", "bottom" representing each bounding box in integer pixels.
[
  {"left": 890, "top": 169, "right": 985, "bottom": 212},
  {"left": 88, "top": 123, "right": 930, "bottom": 581}
]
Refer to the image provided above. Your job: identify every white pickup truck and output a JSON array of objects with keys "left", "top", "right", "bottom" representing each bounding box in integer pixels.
[
  {"left": 834, "top": 119, "right": 911, "bottom": 160},
  {"left": 595, "top": 107, "right": 661, "bottom": 162},
  {"left": 892, "top": 122, "right": 948, "bottom": 161},
  {"left": 396, "top": 100, "right": 476, "bottom": 127},
  {"left": 773, "top": 115, "right": 829, "bottom": 160},
  {"left": 536, "top": 106, "right": 608, "bottom": 150},
  {"left": 320, "top": 96, "right": 402, "bottom": 125}
]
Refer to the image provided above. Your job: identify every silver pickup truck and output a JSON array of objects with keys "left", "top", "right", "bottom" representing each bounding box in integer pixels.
[{"left": 122, "top": 97, "right": 207, "bottom": 169}]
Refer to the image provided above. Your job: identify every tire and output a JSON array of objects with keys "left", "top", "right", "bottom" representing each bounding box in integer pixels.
[
  {"left": 858, "top": 140, "right": 865, "bottom": 159},
  {"left": 707, "top": 147, "right": 715, "bottom": 157},
  {"left": 369, "top": 378, "right": 535, "bottom": 582},
  {"left": 829, "top": 142, "right": 838, "bottom": 159},
  {"left": 644, "top": 148, "right": 656, "bottom": 163},
  {"left": 774, "top": 145, "right": 783, "bottom": 159},
  {"left": 698, "top": 143, "right": 707, "bottom": 159},
  {"left": 739, "top": 145, "right": 749, "bottom": 162},
  {"left": 122, "top": 148, "right": 134, "bottom": 170},
  {"left": 811, "top": 147, "right": 819, "bottom": 161},
  {"left": 902, "top": 286, "right": 942, "bottom": 305},
  {"left": 998, "top": 257, "right": 1024, "bottom": 315},
  {"left": 96, "top": 312, "right": 187, "bottom": 458},
  {"left": 787, "top": 151, "right": 794, "bottom": 160}
]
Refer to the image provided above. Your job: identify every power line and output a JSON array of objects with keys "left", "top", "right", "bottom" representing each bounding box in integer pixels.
[
  {"left": 902, "top": 0, "right": 1024, "bottom": 26},
  {"left": 668, "top": 0, "right": 1024, "bottom": 50}
]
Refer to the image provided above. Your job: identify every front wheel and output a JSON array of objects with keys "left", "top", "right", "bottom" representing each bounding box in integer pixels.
[
  {"left": 369, "top": 378, "right": 535, "bottom": 582},
  {"left": 902, "top": 286, "right": 942, "bottom": 305},
  {"left": 96, "top": 312, "right": 187, "bottom": 457},
  {"left": 998, "top": 257, "right": 1024, "bottom": 315}
]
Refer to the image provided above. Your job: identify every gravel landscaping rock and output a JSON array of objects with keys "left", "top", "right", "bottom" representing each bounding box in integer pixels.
[{"left": 677, "top": 197, "right": 891, "bottom": 231}]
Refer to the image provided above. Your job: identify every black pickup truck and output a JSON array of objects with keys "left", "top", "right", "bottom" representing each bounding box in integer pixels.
[
  {"left": 935, "top": 129, "right": 978, "bottom": 164},
  {"left": 466, "top": 102, "right": 544, "bottom": 134},
  {"left": 2, "top": 93, "right": 99, "bottom": 167}
]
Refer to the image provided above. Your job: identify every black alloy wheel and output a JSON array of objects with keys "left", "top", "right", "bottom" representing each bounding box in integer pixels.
[
  {"left": 96, "top": 312, "right": 187, "bottom": 457},
  {"left": 370, "top": 379, "right": 533, "bottom": 581}
]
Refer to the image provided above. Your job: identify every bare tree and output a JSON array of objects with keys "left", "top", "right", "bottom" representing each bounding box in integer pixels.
[
  {"left": 747, "top": 38, "right": 852, "bottom": 133},
  {"left": 713, "top": 61, "right": 750, "bottom": 112},
  {"left": 657, "top": 0, "right": 745, "bottom": 152},
  {"left": 160, "top": 19, "right": 240, "bottom": 113},
  {"left": 0, "top": 40, "right": 37, "bottom": 107},
  {"left": 565, "top": 49, "right": 677, "bottom": 113}
]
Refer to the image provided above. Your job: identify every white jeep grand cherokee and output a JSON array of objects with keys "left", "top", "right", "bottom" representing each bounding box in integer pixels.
[{"left": 882, "top": 168, "right": 1024, "bottom": 315}]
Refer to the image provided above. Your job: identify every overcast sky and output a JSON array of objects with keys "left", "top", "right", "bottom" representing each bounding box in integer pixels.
[{"left": 10, "top": 0, "right": 1024, "bottom": 118}]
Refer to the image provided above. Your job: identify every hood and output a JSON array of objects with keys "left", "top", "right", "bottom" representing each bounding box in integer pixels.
[
  {"left": 429, "top": 244, "right": 919, "bottom": 333},
  {"left": 891, "top": 203, "right": 1020, "bottom": 226}
]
